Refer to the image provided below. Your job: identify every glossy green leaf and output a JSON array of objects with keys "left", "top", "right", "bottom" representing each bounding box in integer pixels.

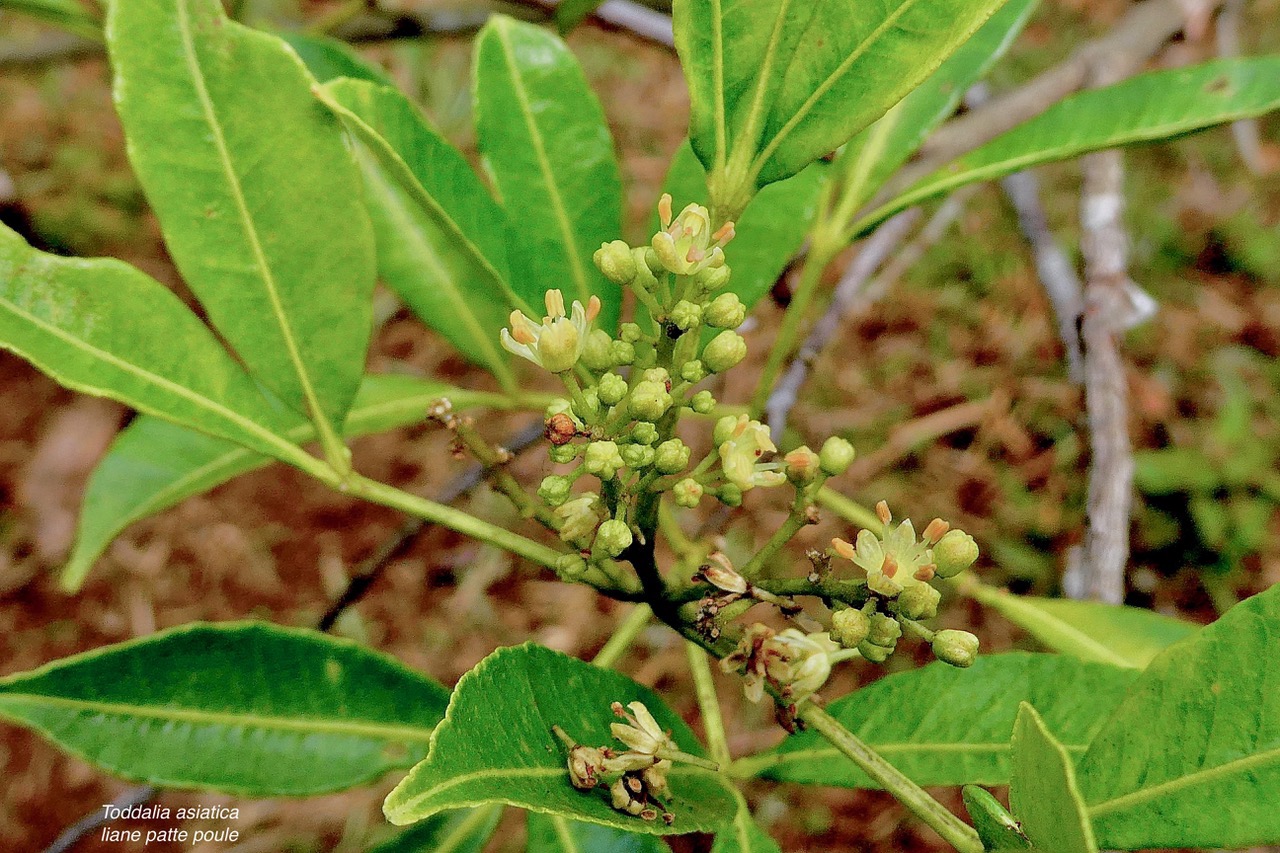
[
  {"left": 280, "top": 31, "right": 395, "bottom": 86},
  {"left": 660, "top": 141, "right": 825, "bottom": 311},
  {"left": 859, "top": 57, "right": 1280, "bottom": 235},
  {"left": 1077, "top": 583, "right": 1280, "bottom": 850},
  {"left": 63, "top": 374, "right": 517, "bottom": 591},
  {"left": 832, "top": 0, "right": 1038, "bottom": 217},
  {"left": 962, "top": 786, "right": 1031, "bottom": 851},
  {"left": 384, "top": 643, "right": 737, "bottom": 834},
  {"left": 1009, "top": 704, "right": 1097, "bottom": 853},
  {"left": 2, "top": 0, "right": 102, "bottom": 40},
  {"left": 710, "top": 795, "right": 782, "bottom": 853},
  {"left": 0, "top": 622, "right": 449, "bottom": 795},
  {"left": 371, "top": 806, "right": 503, "bottom": 853},
  {"left": 107, "top": 0, "right": 376, "bottom": 447},
  {"left": 553, "top": 0, "right": 604, "bottom": 33},
  {"left": 754, "top": 653, "right": 1134, "bottom": 788},
  {"left": 968, "top": 585, "right": 1199, "bottom": 669},
  {"left": 316, "top": 78, "right": 522, "bottom": 385},
  {"left": 0, "top": 223, "right": 303, "bottom": 466},
  {"left": 528, "top": 811, "right": 667, "bottom": 853},
  {"left": 473, "top": 16, "right": 623, "bottom": 329}
]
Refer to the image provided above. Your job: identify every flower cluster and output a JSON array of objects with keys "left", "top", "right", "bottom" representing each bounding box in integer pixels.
[{"left": 720, "top": 623, "right": 839, "bottom": 705}]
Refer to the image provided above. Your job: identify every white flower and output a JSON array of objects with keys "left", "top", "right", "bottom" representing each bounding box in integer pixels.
[
  {"left": 610, "top": 701, "right": 676, "bottom": 756},
  {"left": 832, "top": 501, "right": 947, "bottom": 597},
  {"left": 721, "top": 624, "right": 838, "bottom": 704},
  {"left": 651, "top": 194, "right": 735, "bottom": 276},
  {"left": 501, "top": 289, "right": 602, "bottom": 374},
  {"left": 717, "top": 415, "right": 786, "bottom": 492}
]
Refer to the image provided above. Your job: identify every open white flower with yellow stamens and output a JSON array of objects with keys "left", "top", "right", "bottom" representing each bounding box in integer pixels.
[
  {"left": 716, "top": 414, "right": 786, "bottom": 492},
  {"left": 610, "top": 701, "right": 676, "bottom": 756},
  {"left": 831, "top": 501, "right": 950, "bottom": 597},
  {"left": 651, "top": 193, "right": 736, "bottom": 276},
  {"left": 500, "top": 289, "right": 602, "bottom": 374}
]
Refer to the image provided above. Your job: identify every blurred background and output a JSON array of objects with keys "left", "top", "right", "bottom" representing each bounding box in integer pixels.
[{"left": 1, "top": 0, "right": 1278, "bottom": 850}]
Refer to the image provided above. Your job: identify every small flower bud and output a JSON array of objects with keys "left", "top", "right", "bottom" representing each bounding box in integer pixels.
[
  {"left": 620, "top": 323, "right": 643, "bottom": 344},
  {"left": 784, "top": 445, "right": 821, "bottom": 485},
  {"left": 538, "top": 475, "right": 573, "bottom": 507},
  {"left": 896, "top": 583, "right": 941, "bottom": 620},
  {"left": 670, "top": 300, "right": 702, "bottom": 331},
  {"left": 597, "top": 372, "right": 628, "bottom": 406},
  {"left": 545, "top": 398, "right": 573, "bottom": 417},
  {"left": 629, "top": 380, "right": 673, "bottom": 421},
  {"left": 571, "top": 388, "right": 599, "bottom": 421},
  {"left": 546, "top": 412, "right": 579, "bottom": 446},
  {"left": 642, "top": 367, "right": 671, "bottom": 385},
  {"left": 631, "top": 422, "right": 659, "bottom": 446},
  {"left": 549, "top": 444, "right": 579, "bottom": 464},
  {"left": 610, "top": 340, "right": 636, "bottom": 365},
  {"left": 703, "top": 330, "right": 747, "bottom": 373},
  {"left": 933, "top": 629, "right": 980, "bottom": 667},
  {"left": 556, "top": 553, "right": 588, "bottom": 579},
  {"left": 696, "top": 264, "right": 732, "bottom": 291},
  {"left": 584, "top": 441, "right": 625, "bottom": 480},
  {"left": 621, "top": 444, "right": 655, "bottom": 469},
  {"left": 673, "top": 478, "right": 704, "bottom": 508},
  {"left": 867, "top": 612, "right": 903, "bottom": 647},
  {"left": 818, "top": 436, "right": 856, "bottom": 476},
  {"left": 580, "top": 329, "right": 615, "bottom": 371},
  {"left": 717, "top": 483, "right": 743, "bottom": 507},
  {"left": 829, "top": 608, "right": 871, "bottom": 648},
  {"left": 680, "top": 360, "right": 707, "bottom": 384},
  {"left": 594, "top": 518, "right": 633, "bottom": 558},
  {"left": 654, "top": 439, "right": 691, "bottom": 474},
  {"left": 933, "top": 530, "right": 979, "bottom": 578},
  {"left": 594, "top": 239, "right": 638, "bottom": 285},
  {"left": 858, "top": 639, "right": 893, "bottom": 663},
  {"left": 567, "top": 744, "right": 606, "bottom": 789},
  {"left": 639, "top": 246, "right": 664, "bottom": 276},
  {"left": 705, "top": 292, "right": 746, "bottom": 329},
  {"left": 689, "top": 389, "right": 716, "bottom": 414},
  {"left": 713, "top": 415, "right": 739, "bottom": 447}
]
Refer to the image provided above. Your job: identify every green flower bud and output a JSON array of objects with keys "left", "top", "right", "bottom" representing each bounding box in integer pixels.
[
  {"left": 639, "top": 246, "right": 664, "bottom": 276},
  {"left": 784, "top": 445, "right": 821, "bottom": 485},
  {"left": 717, "top": 483, "right": 743, "bottom": 507},
  {"left": 549, "top": 444, "right": 579, "bottom": 464},
  {"left": 673, "top": 478, "right": 703, "bottom": 508},
  {"left": 610, "top": 340, "right": 636, "bottom": 365},
  {"left": 713, "top": 414, "right": 739, "bottom": 447},
  {"left": 597, "top": 372, "right": 628, "bottom": 406},
  {"left": 896, "top": 583, "right": 941, "bottom": 620},
  {"left": 680, "top": 360, "right": 707, "bottom": 384},
  {"left": 629, "top": 380, "right": 673, "bottom": 421},
  {"left": 571, "top": 387, "right": 600, "bottom": 421},
  {"left": 631, "top": 422, "right": 659, "bottom": 446},
  {"left": 620, "top": 323, "right": 643, "bottom": 344},
  {"left": 556, "top": 494, "right": 604, "bottom": 549},
  {"left": 705, "top": 292, "right": 746, "bottom": 329},
  {"left": 580, "top": 329, "right": 615, "bottom": 371},
  {"left": 584, "top": 441, "right": 625, "bottom": 480},
  {"left": 702, "top": 330, "right": 748, "bottom": 373},
  {"left": 933, "top": 530, "right": 979, "bottom": 578},
  {"left": 858, "top": 640, "right": 893, "bottom": 663},
  {"left": 556, "top": 553, "right": 588, "bottom": 580},
  {"left": 867, "top": 613, "right": 903, "bottom": 648},
  {"left": 696, "top": 264, "right": 732, "bottom": 291},
  {"left": 690, "top": 389, "right": 715, "bottom": 414},
  {"left": 829, "top": 608, "right": 871, "bottom": 648},
  {"left": 654, "top": 439, "right": 691, "bottom": 474},
  {"left": 594, "top": 239, "right": 638, "bottom": 285},
  {"left": 621, "top": 444, "right": 655, "bottom": 469},
  {"left": 932, "top": 629, "right": 979, "bottom": 668},
  {"left": 818, "top": 436, "right": 856, "bottom": 476},
  {"left": 642, "top": 367, "right": 670, "bottom": 385},
  {"left": 594, "top": 518, "right": 633, "bottom": 558},
  {"left": 670, "top": 300, "right": 703, "bottom": 331},
  {"left": 537, "top": 475, "right": 573, "bottom": 507},
  {"left": 545, "top": 398, "right": 573, "bottom": 419}
]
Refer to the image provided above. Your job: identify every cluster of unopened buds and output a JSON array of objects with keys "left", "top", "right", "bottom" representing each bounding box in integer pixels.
[{"left": 554, "top": 701, "right": 718, "bottom": 823}]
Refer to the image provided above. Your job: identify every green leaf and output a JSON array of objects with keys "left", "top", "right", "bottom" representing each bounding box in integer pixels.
[
  {"left": 63, "top": 374, "right": 517, "bottom": 591},
  {"left": 280, "top": 30, "right": 395, "bottom": 86},
  {"left": 659, "top": 141, "right": 825, "bottom": 311},
  {"left": 710, "top": 795, "right": 782, "bottom": 853},
  {"left": 967, "top": 585, "right": 1199, "bottom": 669},
  {"left": 755, "top": 653, "right": 1134, "bottom": 788},
  {"left": 370, "top": 807, "right": 503, "bottom": 853},
  {"left": 107, "top": 0, "right": 376, "bottom": 451},
  {"left": 858, "top": 57, "right": 1280, "bottom": 235},
  {"left": 0, "top": 224, "right": 305, "bottom": 465},
  {"left": 0, "top": 622, "right": 450, "bottom": 795},
  {"left": 315, "top": 78, "right": 522, "bottom": 386},
  {"left": 962, "top": 786, "right": 1031, "bottom": 851},
  {"left": 473, "top": 16, "right": 623, "bottom": 329},
  {"left": 553, "top": 0, "right": 604, "bottom": 34},
  {"left": 1077, "top": 583, "right": 1280, "bottom": 850},
  {"left": 2, "top": 0, "right": 103, "bottom": 40},
  {"left": 1009, "top": 704, "right": 1098, "bottom": 853},
  {"left": 528, "top": 811, "right": 668, "bottom": 853},
  {"left": 832, "top": 0, "right": 1038, "bottom": 217},
  {"left": 383, "top": 643, "right": 737, "bottom": 834}
]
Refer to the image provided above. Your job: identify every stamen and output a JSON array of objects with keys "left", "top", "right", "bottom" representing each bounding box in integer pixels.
[
  {"left": 712, "top": 222, "right": 736, "bottom": 245},
  {"left": 882, "top": 552, "right": 899, "bottom": 578},
  {"left": 658, "top": 193, "right": 673, "bottom": 229},
  {"left": 586, "top": 295, "right": 602, "bottom": 323},
  {"left": 923, "top": 518, "right": 950, "bottom": 544},
  {"left": 831, "top": 538, "right": 855, "bottom": 560},
  {"left": 545, "top": 289, "right": 566, "bottom": 319},
  {"left": 875, "top": 500, "right": 892, "bottom": 525}
]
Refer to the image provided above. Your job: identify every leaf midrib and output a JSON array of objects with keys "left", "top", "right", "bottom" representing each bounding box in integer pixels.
[
  {"left": 1087, "top": 743, "right": 1280, "bottom": 818},
  {"left": 771, "top": 739, "right": 1088, "bottom": 766},
  {"left": 0, "top": 691, "right": 435, "bottom": 743}
]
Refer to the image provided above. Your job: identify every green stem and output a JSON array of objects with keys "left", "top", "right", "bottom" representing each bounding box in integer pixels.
[
  {"left": 738, "top": 489, "right": 813, "bottom": 579},
  {"left": 816, "top": 487, "right": 882, "bottom": 530},
  {"left": 592, "top": 604, "right": 652, "bottom": 669},
  {"left": 798, "top": 703, "right": 984, "bottom": 853},
  {"left": 685, "top": 642, "right": 732, "bottom": 768}
]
